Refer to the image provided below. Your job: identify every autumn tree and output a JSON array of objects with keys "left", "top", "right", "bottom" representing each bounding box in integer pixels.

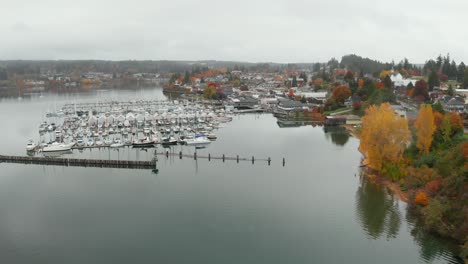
[
  {"left": 412, "top": 80, "right": 429, "bottom": 102},
  {"left": 433, "top": 111, "right": 444, "bottom": 130},
  {"left": 358, "top": 79, "right": 364, "bottom": 88},
  {"left": 332, "top": 85, "right": 351, "bottom": 105},
  {"left": 204, "top": 83, "right": 217, "bottom": 99},
  {"left": 313, "top": 78, "right": 323, "bottom": 88},
  {"left": 415, "top": 190, "right": 429, "bottom": 206},
  {"left": 448, "top": 111, "right": 463, "bottom": 131},
  {"left": 441, "top": 115, "right": 452, "bottom": 143},
  {"left": 360, "top": 103, "right": 411, "bottom": 172},
  {"left": 379, "top": 70, "right": 392, "bottom": 80},
  {"left": 414, "top": 105, "right": 436, "bottom": 153}
]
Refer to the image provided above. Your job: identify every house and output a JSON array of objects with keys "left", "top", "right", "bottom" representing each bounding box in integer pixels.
[
  {"left": 390, "top": 73, "right": 417, "bottom": 87},
  {"left": 442, "top": 96, "right": 465, "bottom": 113},
  {"left": 295, "top": 92, "right": 328, "bottom": 104}
]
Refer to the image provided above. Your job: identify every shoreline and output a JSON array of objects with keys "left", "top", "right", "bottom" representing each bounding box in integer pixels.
[
  {"left": 347, "top": 124, "right": 466, "bottom": 262},
  {"left": 346, "top": 123, "right": 409, "bottom": 204}
]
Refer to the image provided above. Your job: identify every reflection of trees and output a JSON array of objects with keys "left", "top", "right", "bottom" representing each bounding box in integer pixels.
[
  {"left": 356, "top": 173, "right": 462, "bottom": 263},
  {"left": 355, "top": 174, "right": 401, "bottom": 240},
  {"left": 406, "top": 210, "right": 462, "bottom": 263},
  {"left": 323, "top": 126, "right": 349, "bottom": 146}
]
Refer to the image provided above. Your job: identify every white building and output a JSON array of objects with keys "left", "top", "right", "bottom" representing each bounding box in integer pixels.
[{"left": 390, "top": 73, "right": 417, "bottom": 87}]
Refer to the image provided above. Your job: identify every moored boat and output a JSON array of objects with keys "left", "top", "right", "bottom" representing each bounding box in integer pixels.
[
  {"left": 185, "top": 136, "right": 211, "bottom": 146},
  {"left": 26, "top": 140, "right": 37, "bottom": 151},
  {"left": 132, "top": 138, "right": 155, "bottom": 147},
  {"left": 42, "top": 142, "right": 75, "bottom": 152}
]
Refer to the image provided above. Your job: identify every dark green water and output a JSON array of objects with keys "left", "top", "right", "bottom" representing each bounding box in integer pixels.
[{"left": 0, "top": 89, "right": 462, "bottom": 263}]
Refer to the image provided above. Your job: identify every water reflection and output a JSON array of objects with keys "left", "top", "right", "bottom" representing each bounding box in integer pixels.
[
  {"left": 356, "top": 173, "right": 463, "bottom": 263},
  {"left": 355, "top": 173, "right": 401, "bottom": 240},
  {"left": 323, "top": 126, "right": 350, "bottom": 146},
  {"left": 406, "top": 210, "right": 463, "bottom": 263}
]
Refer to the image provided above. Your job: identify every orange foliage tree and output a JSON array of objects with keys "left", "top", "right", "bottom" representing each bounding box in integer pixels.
[
  {"left": 414, "top": 190, "right": 429, "bottom": 206},
  {"left": 313, "top": 78, "right": 323, "bottom": 87},
  {"left": 332, "top": 85, "right": 351, "bottom": 105},
  {"left": 358, "top": 79, "right": 364, "bottom": 88},
  {"left": 360, "top": 103, "right": 411, "bottom": 172},
  {"left": 448, "top": 111, "right": 463, "bottom": 130},
  {"left": 414, "top": 105, "right": 436, "bottom": 153},
  {"left": 433, "top": 111, "right": 444, "bottom": 130}
]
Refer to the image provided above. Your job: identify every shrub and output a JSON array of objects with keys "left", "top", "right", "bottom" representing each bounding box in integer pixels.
[{"left": 415, "top": 190, "right": 429, "bottom": 206}]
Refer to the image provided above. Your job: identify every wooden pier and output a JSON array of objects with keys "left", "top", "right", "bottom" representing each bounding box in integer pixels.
[
  {"left": 0, "top": 155, "right": 156, "bottom": 169},
  {"left": 0, "top": 152, "right": 284, "bottom": 170}
]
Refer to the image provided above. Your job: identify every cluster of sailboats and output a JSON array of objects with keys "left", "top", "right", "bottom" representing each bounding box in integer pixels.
[{"left": 29, "top": 100, "right": 232, "bottom": 153}]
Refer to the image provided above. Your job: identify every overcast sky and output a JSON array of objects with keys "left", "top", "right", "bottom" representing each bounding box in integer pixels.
[{"left": 2, "top": 0, "right": 467, "bottom": 64}]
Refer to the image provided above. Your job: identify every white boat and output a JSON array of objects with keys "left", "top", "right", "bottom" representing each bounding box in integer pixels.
[
  {"left": 42, "top": 142, "right": 75, "bottom": 152},
  {"left": 95, "top": 140, "right": 104, "bottom": 146},
  {"left": 26, "top": 140, "right": 37, "bottom": 151},
  {"left": 110, "top": 139, "right": 125, "bottom": 148},
  {"left": 185, "top": 136, "right": 211, "bottom": 146},
  {"left": 87, "top": 138, "right": 94, "bottom": 146},
  {"left": 77, "top": 138, "right": 85, "bottom": 146},
  {"left": 104, "top": 138, "right": 113, "bottom": 145}
]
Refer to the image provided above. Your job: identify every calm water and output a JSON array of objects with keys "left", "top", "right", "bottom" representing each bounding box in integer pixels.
[{"left": 0, "top": 89, "right": 462, "bottom": 263}]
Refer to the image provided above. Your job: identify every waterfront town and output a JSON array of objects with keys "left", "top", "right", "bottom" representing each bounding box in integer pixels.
[
  {"left": 2, "top": 55, "right": 467, "bottom": 124},
  {"left": 1, "top": 55, "right": 467, "bottom": 262}
]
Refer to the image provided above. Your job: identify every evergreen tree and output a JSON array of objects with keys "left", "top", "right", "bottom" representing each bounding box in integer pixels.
[
  {"left": 383, "top": 75, "right": 393, "bottom": 89},
  {"left": 447, "top": 84, "right": 454, "bottom": 96},
  {"left": 403, "top": 58, "right": 410, "bottom": 70},
  {"left": 442, "top": 54, "right": 450, "bottom": 76},
  {"left": 427, "top": 70, "right": 440, "bottom": 91},
  {"left": 436, "top": 55, "right": 443, "bottom": 69},
  {"left": 313, "top": 63, "right": 321, "bottom": 72},
  {"left": 184, "top": 71, "right": 191, "bottom": 84},
  {"left": 463, "top": 68, "right": 468, "bottom": 89},
  {"left": 449, "top": 60, "right": 458, "bottom": 80},
  {"left": 291, "top": 76, "right": 298, "bottom": 87},
  {"left": 406, "top": 82, "right": 414, "bottom": 91},
  {"left": 457, "top": 62, "right": 466, "bottom": 82}
]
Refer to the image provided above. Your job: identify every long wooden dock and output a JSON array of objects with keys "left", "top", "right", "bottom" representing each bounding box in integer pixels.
[
  {"left": 0, "top": 155, "right": 156, "bottom": 169},
  {"left": 0, "top": 152, "right": 284, "bottom": 170}
]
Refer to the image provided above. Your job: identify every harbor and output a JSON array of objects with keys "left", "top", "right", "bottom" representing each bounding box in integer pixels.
[
  {"left": 29, "top": 98, "right": 236, "bottom": 155},
  {"left": 0, "top": 89, "right": 461, "bottom": 264}
]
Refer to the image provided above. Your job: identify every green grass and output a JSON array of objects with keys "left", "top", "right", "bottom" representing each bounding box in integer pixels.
[{"left": 324, "top": 107, "right": 351, "bottom": 115}]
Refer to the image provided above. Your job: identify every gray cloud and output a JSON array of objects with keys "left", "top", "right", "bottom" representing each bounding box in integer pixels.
[{"left": 1, "top": 0, "right": 467, "bottom": 63}]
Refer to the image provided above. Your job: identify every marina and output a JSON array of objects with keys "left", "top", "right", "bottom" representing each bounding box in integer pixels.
[
  {"left": 0, "top": 90, "right": 462, "bottom": 264},
  {"left": 30, "top": 98, "right": 236, "bottom": 155}
]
